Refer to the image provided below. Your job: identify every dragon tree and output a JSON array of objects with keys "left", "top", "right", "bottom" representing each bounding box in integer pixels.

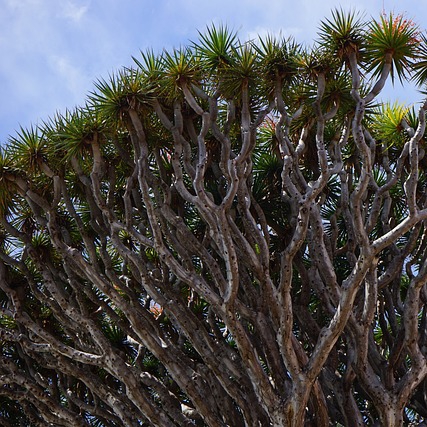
[{"left": 2, "top": 9, "right": 427, "bottom": 426}]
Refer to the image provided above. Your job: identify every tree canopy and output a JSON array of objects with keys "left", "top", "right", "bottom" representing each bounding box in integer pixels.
[{"left": 2, "top": 9, "right": 427, "bottom": 426}]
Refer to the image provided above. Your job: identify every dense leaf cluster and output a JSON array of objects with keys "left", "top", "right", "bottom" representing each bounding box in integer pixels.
[{"left": 2, "top": 9, "right": 427, "bottom": 426}]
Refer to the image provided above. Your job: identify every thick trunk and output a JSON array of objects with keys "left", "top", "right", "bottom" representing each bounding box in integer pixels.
[
  {"left": 378, "top": 406, "right": 404, "bottom": 427},
  {"left": 268, "top": 386, "right": 328, "bottom": 427}
]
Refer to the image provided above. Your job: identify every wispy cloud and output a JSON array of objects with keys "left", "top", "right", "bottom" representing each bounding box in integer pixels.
[
  {"left": 61, "top": 1, "right": 90, "bottom": 22},
  {"left": 48, "top": 55, "right": 89, "bottom": 100}
]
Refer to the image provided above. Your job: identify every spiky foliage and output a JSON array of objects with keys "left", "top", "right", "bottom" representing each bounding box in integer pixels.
[
  {"left": 371, "top": 101, "right": 410, "bottom": 147},
  {"left": 160, "top": 47, "right": 202, "bottom": 100},
  {"left": 0, "top": 149, "right": 22, "bottom": 217},
  {"left": 221, "top": 44, "right": 259, "bottom": 94},
  {"left": 411, "top": 33, "right": 427, "bottom": 87},
  {"left": 194, "top": 24, "right": 238, "bottom": 72},
  {"left": 298, "top": 46, "right": 340, "bottom": 82},
  {"left": 2, "top": 13, "right": 427, "bottom": 427},
  {"left": 90, "top": 68, "right": 152, "bottom": 125},
  {"left": 366, "top": 12, "right": 420, "bottom": 83},
  {"left": 254, "top": 34, "right": 302, "bottom": 99},
  {"left": 318, "top": 8, "right": 366, "bottom": 62},
  {"left": 8, "top": 126, "right": 48, "bottom": 174},
  {"left": 49, "top": 107, "right": 105, "bottom": 161}
]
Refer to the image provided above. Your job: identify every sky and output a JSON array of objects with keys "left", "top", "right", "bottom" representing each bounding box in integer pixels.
[{"left": 0, "top": 0, "right": 426, "bottom": 144}]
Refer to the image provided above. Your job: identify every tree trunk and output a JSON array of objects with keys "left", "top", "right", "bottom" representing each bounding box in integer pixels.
[{"left": 378, "top": 406, "right": 404, "bottom": 427}]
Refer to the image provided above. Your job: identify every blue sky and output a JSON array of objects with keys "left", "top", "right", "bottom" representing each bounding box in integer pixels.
[{"left": 0, "top": 0, "right": 425, "bottom": 144}]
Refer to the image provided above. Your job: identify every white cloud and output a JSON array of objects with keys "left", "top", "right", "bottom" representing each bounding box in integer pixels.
[
  {"left": 4, "top": 0, "right": 44, "bottom": 11},
  {"left": 61, "top": 0, "right": 90, "bottom": 22},
  {"left": 48, "top": 55, "right": 88, "bottom": 97}
]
